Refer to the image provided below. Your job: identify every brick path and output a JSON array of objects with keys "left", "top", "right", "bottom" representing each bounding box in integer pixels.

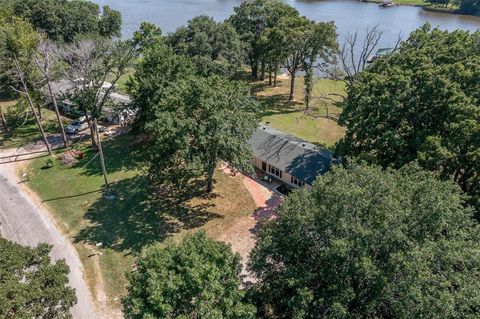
[{"left": 217, "top": 172, "right": 282, "bottom": 279}]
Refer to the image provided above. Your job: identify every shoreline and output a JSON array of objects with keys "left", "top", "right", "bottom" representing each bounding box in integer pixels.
[{"left": 362, "top": 0, "right": 480, "bottom": 18}]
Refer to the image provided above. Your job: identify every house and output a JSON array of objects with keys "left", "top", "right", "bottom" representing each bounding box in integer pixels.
[
  {"left": 43, "top": 80, "right": 136, "bottom": 124},
  {"left": 248, "top": 125, "right": 337, "bottom": 191}
]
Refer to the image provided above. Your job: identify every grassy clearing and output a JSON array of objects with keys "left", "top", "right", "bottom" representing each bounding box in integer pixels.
[
  {"left": 115, "top": 72, "right": 133, "bottom": 94},
  {"left": 0, "top": 101, "right": 65, "bottom": 149},
  {"left": 239, "top": 71, "right": 346, "bottom": 147},
  {"left": 23, "top": 133, "right": 257, "bottom": 310}
]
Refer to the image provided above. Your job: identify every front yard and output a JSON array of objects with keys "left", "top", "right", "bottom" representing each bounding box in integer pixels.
[{"left": 21, "top": 133, "right": 257, "bottom": 312}]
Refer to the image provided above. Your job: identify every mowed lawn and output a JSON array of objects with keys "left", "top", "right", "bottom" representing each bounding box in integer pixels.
[
  {"left": 0, "top": 100, "right": 65, "bottom": 149},
  {"left": 245, "top": 73, "right": 346, "bottom": 147},
  {"left": 23, "top": 133, "right": 257, "bottom": 310}
]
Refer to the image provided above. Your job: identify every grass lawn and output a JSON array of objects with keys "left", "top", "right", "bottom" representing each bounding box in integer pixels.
[
  {"left": 0, "top": 100, "right": 66, "bottom": 149},
  {"left": 241, "top": 71, "right": 346, "bottom": 147},
  {"left": 23, "top": 133, "right": 257, "bottom": 311},
  {"left": 115, "top": 72, "right": 133, "bottom": 94}
]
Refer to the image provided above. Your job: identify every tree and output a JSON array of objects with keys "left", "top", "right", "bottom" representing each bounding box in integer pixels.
[
  {"left": 458, "top": 0, "right": 480, "bottom": 15},
  {"left": 9, "top": 0, "right": 122, "bottom": 42},
  {"left": 128, "top": 40, "right": 194, "bottom": 131},
  {"left": 257, "top": 25, "right": 289, "bottom": 87},
  {"left": 123, "top": 232, "right": 255, "bottom": 319},
  {"left": 132, "top": 21, "right": 162, "bottom": 53},
  {"left": 60, "top": 37, "right": 137, "bottom": 147},
  {"left": 303, "top": 66, "right": 314, "bottom": 110},
  {"left": 229, "top": 0, "right": 299, "bottom": 79},
  {"left": 0, "top": 238, "right": 77, "bottom": 318},
  {"left": 337, "top": 25, "right": 480, "bottom": 217},
  {"left": 168, "top": 15, "right": 244, "bottom": 77},
  {"left": 0, "top": 16, "right": 52, "bottom": 154},
  {"left": 336, "top": 26, "right": 389, "bottom": 89},
  {"left": 275, "top": 16, "right": 337, "bottom": 101},
  {"left": 147, "top": 75, "right": 259, "bottom": 192},
  {"left": 34, "top": 38, "right": 68, "bottom": 148},
  {"left": 250, "top": 163, "right": 480, "bottom": 319},
  {"left": 99, "top": 5, "right": 122, "bottom": 38}
]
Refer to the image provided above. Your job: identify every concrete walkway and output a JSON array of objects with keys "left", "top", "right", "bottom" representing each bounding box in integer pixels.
[{"left": 0, "top": 145, "right": 99, "bottom": 318}]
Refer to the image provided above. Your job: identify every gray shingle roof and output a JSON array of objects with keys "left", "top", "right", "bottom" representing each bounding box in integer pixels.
[{"left": 248, "top": 126, "right": 336, "bottom": 185}]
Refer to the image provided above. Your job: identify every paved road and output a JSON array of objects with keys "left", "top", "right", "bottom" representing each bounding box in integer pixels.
[{"left": 0, "top": 146, "right": 99, "bottom": 319}]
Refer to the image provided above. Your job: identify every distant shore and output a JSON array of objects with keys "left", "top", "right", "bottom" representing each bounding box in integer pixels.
[{"left": 362, "top": 0, "right": 480, "bottom": 18}]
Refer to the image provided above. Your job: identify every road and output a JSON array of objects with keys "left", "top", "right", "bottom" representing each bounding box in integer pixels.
[{"left": 0, "top": 145, "right": 99, "bottom": 319}]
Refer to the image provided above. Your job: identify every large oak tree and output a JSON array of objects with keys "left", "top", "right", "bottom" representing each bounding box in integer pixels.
[
  {"left": 168, "top": 15, "right": 244, "bottom": 77},
  {"left": 337, "top": 25, "right": 480, "bottom": 217},
  {"left": 123, "top": 232, "right": 255, "bottom": 319},
  {"left": 146, "top": 75, "right": 259, "bottom": 192},
  {"left": 0, "top": 238, "right": 77, "bottom": 318},
  {"left": 250, "top": 163, "right": 480, "bottom": 318}
]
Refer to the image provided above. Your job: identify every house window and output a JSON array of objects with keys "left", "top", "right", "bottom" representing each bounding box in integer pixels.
[
  {"left": 290, "top": 176, "right": 305, "bottom": 187},
  {"left": 261, "top": 161, "right": 267, "bottom": 171},
  {"left": 268, "top": 165, "right": 282, "bottom": 178}
]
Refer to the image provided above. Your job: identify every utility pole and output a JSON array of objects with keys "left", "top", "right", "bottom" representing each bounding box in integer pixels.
[{"left": 94, "top": 118, "right": 111, "bottom": 197}]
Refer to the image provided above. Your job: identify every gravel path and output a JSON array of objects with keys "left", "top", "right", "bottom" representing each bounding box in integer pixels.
[{"left": 0, "top": 146, "right": 99, "bottom": 319}]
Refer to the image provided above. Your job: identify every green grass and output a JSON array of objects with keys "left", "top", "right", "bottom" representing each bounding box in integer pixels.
[
  {"left": 23, "top": 133, "right": 257, "bottom": 310},
  {"left": 0, "top": 101, "right": 64, "bottom": 149},
  {"left": 240, "top": 71, "right": 347, "bottom": 147},
  {"left": 115, "top": 70, "right": 134, "bottom": 94}
]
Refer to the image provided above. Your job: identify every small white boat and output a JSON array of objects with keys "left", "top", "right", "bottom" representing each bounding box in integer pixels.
[{"left": 379, "top": 0, "right": 397, "bottom": 7}]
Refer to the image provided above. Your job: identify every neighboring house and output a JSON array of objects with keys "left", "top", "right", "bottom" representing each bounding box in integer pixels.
[
  {"left": 248, "top": 125, "right": 337, "bottom": 191},
  {"left": 367, "top": 47, "right": 394, "bottom": 63},
  {"left": 43, "top": 80, "right": 135, "bottom": 124}
]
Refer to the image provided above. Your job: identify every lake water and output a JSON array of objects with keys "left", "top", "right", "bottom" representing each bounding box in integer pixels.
[{"left": 92, "top": 0, "right": 480, "bottom": 48}]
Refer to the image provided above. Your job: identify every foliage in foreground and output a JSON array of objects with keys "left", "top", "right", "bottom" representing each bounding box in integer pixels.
[
  {"left": 123, "top": 232, "right": 255, "bottom": 319},
  {"left": 0, "top": 238, "right": 77, "bottom": 318},
  {"left": 250, "top": 163, "right": 480, "bottom": 318},
  {"left": 337, "top": 25, "right": 480, "bottom": 217}
]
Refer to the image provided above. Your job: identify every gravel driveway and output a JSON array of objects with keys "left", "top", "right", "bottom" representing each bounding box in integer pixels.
[{"left": 0, "top": 144, "right": 99, "bottom": 318}]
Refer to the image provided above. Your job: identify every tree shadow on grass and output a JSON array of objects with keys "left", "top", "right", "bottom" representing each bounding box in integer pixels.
[
  {"left": 72, "top": 133, "right": 147, "bottom": 176},
  {"left": 74, "top": 175, "right": 222, "bottom": 255}
]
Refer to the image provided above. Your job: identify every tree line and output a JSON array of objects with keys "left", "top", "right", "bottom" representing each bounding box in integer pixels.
[{"left": 426, "top": 0, "right": 480, "bottom": 15}]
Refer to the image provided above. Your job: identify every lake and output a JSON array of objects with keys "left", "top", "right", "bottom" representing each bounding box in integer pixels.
[{"left": 92, "top": 0, "right": 480, "bottom": 48}]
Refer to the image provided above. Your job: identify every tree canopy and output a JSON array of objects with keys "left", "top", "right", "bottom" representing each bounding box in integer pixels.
[
  {"left": 128, "top": 40, "right": 194, "bottom": 131},
  {"left": 337, "top": 25, "right": 480, "bottom": 217},
  {"left": 229, "top": 0, "right": 299, "bottom": 78},
  {"left": 249, "top": 163, "right": 480, "bottom": 318},
  {"left": 5, "top": 0, "right": 122, "bottom": 42},
  {"left": 146, "top": 75, "right": 259, "bottom": 192},
  {"left": 123, "top": 232, "right": 255, "bottom": 319},
  {"left": 168, "top": 15, "right": 244, "bottom": 77},
  {"left": 0, "top": 238, "right": 77, "bottom": 318}
]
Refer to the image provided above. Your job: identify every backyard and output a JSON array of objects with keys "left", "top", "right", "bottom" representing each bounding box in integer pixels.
[{"left": 244, "top": 72, "right": 346, "bottom": 147}]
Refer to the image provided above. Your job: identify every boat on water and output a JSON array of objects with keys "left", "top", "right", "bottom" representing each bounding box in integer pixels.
[{"left": 379, "top": 0, "right": 397, "bottom": 7}]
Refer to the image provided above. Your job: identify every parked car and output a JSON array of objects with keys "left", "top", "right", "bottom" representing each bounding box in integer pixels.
[{"left": 65, "top": 119, "right": 89, "bottom": 134}]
